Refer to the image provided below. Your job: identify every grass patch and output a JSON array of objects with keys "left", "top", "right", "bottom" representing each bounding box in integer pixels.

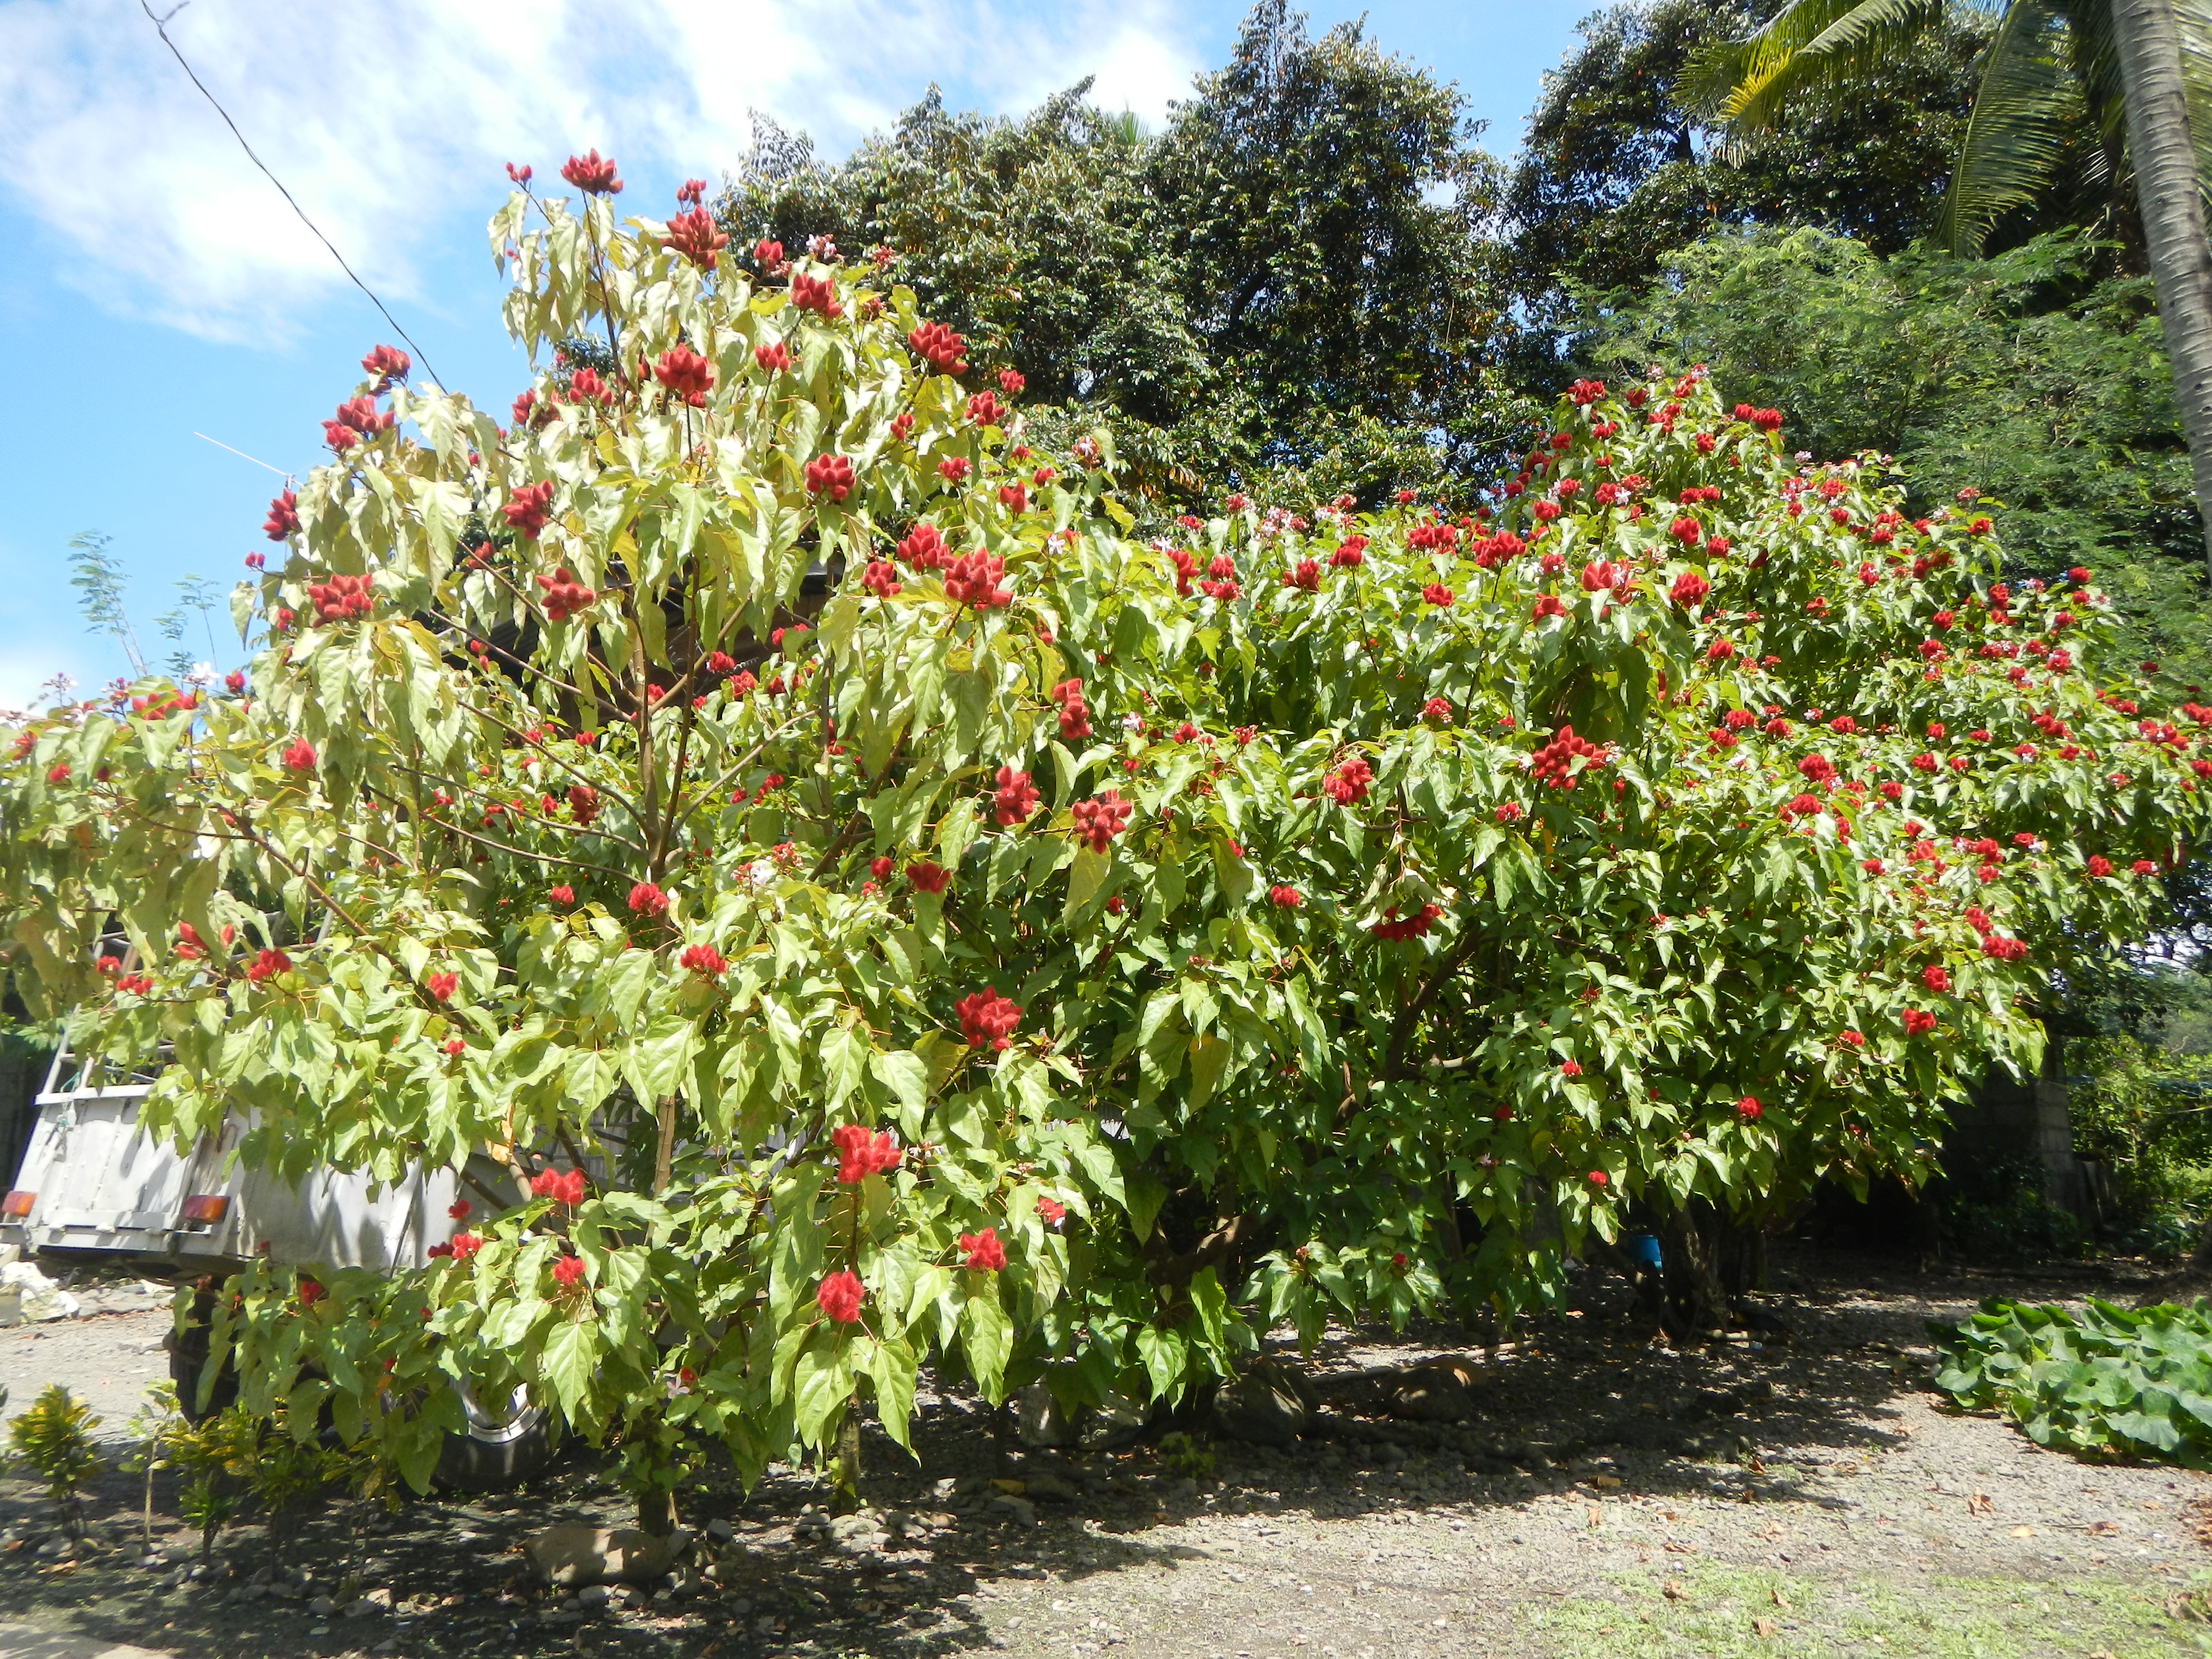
[{"left": 1520, "top": 1561, "right": 2206, "bottom": 1658}]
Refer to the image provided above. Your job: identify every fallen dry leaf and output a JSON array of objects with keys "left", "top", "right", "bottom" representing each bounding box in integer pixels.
[
  {"left": 1663, "top": 1580, "right": 1687, "bottom": 1602},
  {"left": 1752, "top": 1617, "right": 1779, "bottom": 1637},
  {"left": 1770, "top": 1588, "right": 1792, "bottom": 1610},
  {"left": 2008, "top": 1526, "right": 2035, "bottom": 1539},
  {"left": 1968, "top": 1492, "right": 1994, "bottom": 1516},
  {"left": 1749, "top": 1455, "right": 1766, "bottom": 1474},
  {"left": 1587, "top": 1504, "right": 1603, "bottom": 1530},
  {"left": 2088, "top": 1520, "right": 2120, "bottom": 1538},
  {"left": 1664, "top": 1539, "right": 1699, "bottom": 1555},
  {"left": 1593, "top": 1473, "right": 1623, "bottom": 1490}
]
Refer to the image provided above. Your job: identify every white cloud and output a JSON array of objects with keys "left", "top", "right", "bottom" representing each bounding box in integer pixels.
[{"left": 0, "top": 0, "right": 1204, "bottom": 343}]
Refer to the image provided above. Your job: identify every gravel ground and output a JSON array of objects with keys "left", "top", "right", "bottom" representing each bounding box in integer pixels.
[{"left": 0, "top": 1247, "right": 2205, "bottom": 1659}]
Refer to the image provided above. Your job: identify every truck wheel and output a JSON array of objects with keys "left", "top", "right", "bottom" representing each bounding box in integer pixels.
[
  {"left": 167, "top": 1289, "right": 238, "bottom": 1422},
  {"left": 434, "top": 1382, "right": 553, "bottom": 1491}
]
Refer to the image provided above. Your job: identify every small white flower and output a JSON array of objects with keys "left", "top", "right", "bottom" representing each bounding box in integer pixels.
[
  {"left": 1121, "top": 712, "right": 1144, "bottom": 732},
  {"left": 185, "top": 662, "right": 216, "bottom": 689}
]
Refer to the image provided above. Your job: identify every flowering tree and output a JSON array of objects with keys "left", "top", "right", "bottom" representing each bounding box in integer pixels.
[{"left": 2, "top": 161, "right": 2202, "bottom": 1522}]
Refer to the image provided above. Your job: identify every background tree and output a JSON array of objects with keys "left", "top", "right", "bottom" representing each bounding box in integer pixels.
[
  {"left": 1498, "top": 0, "right": 1995, "bottom": 386},
  {"left": 720, "top": 1, "right": 1528, "bottom": 502},
  {"left": 1686, "top": 0, "right": 2212, "bottom": 569}
]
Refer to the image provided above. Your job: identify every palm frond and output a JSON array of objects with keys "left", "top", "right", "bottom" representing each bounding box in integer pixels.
[
  {"left": 1683, "top": 0, "right": 1950, "bottom": 136},
  {"left": 2175, "top": 0, "right": 2212, "bottom": 206},
  {"left": 1936, "top": 0, "right": 2079, "bottom": 255}
]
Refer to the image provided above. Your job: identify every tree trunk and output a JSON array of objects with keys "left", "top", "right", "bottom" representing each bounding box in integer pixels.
[
  {"left": 1659, "top": 1202, "right": 1734, "bottom": 1336},
  {"left": 830, "top": 1400, "right": 864, "bottom": 1514},
  {"left": 2114, "top": 0, "right": 2212, "bottom": 575}
]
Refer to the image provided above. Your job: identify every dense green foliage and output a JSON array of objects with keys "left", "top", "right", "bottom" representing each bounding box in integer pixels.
[
  {"left": 1935, "top": 1296, "right": 2212, "bottom": 1462},
  {"left": 1577, "top": 225, "right": 2212, "bottom": 692},
  {"left": 720, "top": 0, "right": 1524, "bottom": 499},
  {"left": 1499, "top": 0, "right": 1992, "bottom": 378}
]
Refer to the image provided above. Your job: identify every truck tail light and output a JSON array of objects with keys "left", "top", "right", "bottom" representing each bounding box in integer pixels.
[
  {"left": 0, "top": 1191, "right": 33, "bottom": 1218},
  {"left": 180, "top": 1194, "right": 229, "bottom": 1223}
]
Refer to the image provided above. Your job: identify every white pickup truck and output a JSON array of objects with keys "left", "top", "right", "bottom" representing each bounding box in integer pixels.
[{"left": 1, "top": 1035, "right": 550, "bottom": 1487}]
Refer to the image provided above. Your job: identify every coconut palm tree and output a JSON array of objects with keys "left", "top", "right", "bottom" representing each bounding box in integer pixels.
[{"left": 1686, "top": 0, "right": 2212, "bottom": 574}]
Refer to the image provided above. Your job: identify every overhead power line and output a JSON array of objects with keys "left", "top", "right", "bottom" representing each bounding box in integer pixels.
[{"left": 140, "top": 0, "right": 444, "bottom": 387}]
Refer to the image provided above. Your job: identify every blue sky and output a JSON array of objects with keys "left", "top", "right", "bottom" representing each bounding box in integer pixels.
[{"left": 0, "top": 0, "right": 1590, "bottom": 712}]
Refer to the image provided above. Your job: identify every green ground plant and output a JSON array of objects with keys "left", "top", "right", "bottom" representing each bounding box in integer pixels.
[
  {"left": 8, "top": 1384, "right": 103, "bottom": 1536},
  {"left": 1934, "top": 1297, "right": 2212, "bottom": 1463}
]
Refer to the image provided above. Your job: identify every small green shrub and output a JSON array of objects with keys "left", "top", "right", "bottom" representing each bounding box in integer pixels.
[
  {"left": 8, "top": 1384, "right": 103, "bottom": 1533},
  {"left": 1933, "top": 1297, "right": 2212, "bottom": 1464},
  {"left": 1156, "top": 1431, "right": 1214, "bottom": 1480}
]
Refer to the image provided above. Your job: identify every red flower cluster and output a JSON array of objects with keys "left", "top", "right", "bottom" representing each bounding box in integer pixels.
[
  {"left": 1322, "top": 757, "right": 1374, "bottom": 805},
  {"left": 1902, "top": 1008, "right": 1936, "bottom": 1036},
  {"left": 992, "top": 764, "right": 1040, "bottom": 826},
  {"left": 998, "top": 482, "right": 1028, "bottom": 514},
  {"left": 680, "top": 943, "right": 726, "bottom": 978},
  {"left": 790, "top": 271, "right": 842, "bottom": 318},
  {"left": 2086, "top": 854, "right": 2114, "bottom": 878},
  {"left": 944, "top": 551, "right": 1011, "bottom": 608},
  {"left": 1423, "top": 697, "right": 1452, "bottom": 722},
  {"left": 502, "top": 480, "right": 556, "bottom": 539},
  {"left": 817, "top": 1270, "right": 865, "bottom": 1324},
  {"left": 361, "top": 344, "right": 410, "bottom": 387},
  {"left": 281, "top": 738, "right": 316, "bottom": 772},
  {"left": 263, "top": 489, "right": 301, "bottom": 541},
  {"left": 654, "top": 347, "right": 714, "bottom": 406},
  {"left": 1267, "top": 884, "right": 1302, "bottom": 907},
  {"left": 965, "top": 390, "right": 1004, "bottom": 426},
  {"left": 560, "top": 150, "right": 622, "bottom": 193},
  {"left": 628, "top": 882, "right": 669, "bottom": 916},
  {"left": 1281, "top": 558, "right": 1321, "bottom": 591},
  {"left": 1921, "top": 965, "right": 1951, "bottom": 993},
  {"left": 323, "top": 396, "right": 392, "bottom": 451},
  {"left": 833, "top": 1123, "right": 902, "bottom": 1183},
  {"left": 862, "top": 560, "right": 901, "bottom": 599},
  {"left": 531, "top": 1166, "right": 588, "bottom": 1205},
  {"left": 536, "top": 567, "right": 597, "bottom": 623},
  {"left": 1371, "top": 903, "right": 1441, "bottom": 940},
  {"left": 1331, "top": 537, "right": 1368, "bottom": 567},
  {"left": 754, "top": 342, "right": 791, "bottom": 373},
  {"left": 1495, "top": 801, "right": 1525, "bottom": 823},
  {"left": 1669, "top": 570, "right": 1709, "bottom": 607},
  {"left": 1981, "top": 934, "right": 2028, "bottom": 961},
  {"left": 906, "top": 860, "right": 951, "bottom": 893},
  {"left": 1421, "top": 583, "right": 1455, "bottom": 608},
  {"left": 306, "top": 572, "right": 373, "bottom": 626},
  {"left": 1528, "top": 726, "right": 1604, "bottom": 789},
  {"left": 1051, "top": 677, "right": 1092, "bottom": 739},
  {"left": 663, "top": 207, "right": 729, "bottom": 270},
  {"left": 1736, "top": 1096, "right": 1762, "bottom": 1121},
  {"left": 960, "top": 1228, "right": 1007, "bottom": 1271},
  {"left": 908, "top": 321, "right": 969, "bottom": 374},
  {"left": 1733, "top": 405, "right": 1783, "bottom": 433},
  {"left": 566, "top": 784, "right": 601, "bottom": 825},
  {"left": 244, "top": 947, "right": 291, "bottom": 983},
  {"left": 1071, "top": 790, "right": 1133, "bottom": 852},
  {"left": 956, "top": 988, "right": 1022, "bottom": 1050},
  {"left": 550, "top": 885, "right": 574, "bottom": 906},
  {"left": 805, "top": 454, "right": 855, "bottom": 501},
  {"left": 450, "top": 1232, "right": 484, "bottom": 1262},
  {"left": 898, "top": 523, "right": 949, "bottom": 569},
  {"left": 425, "top": 970, "right": 458, "bottom": 1002},
  {"left": 1036, "top": 1195, "right": 1067, "bottom": 1225},
  {"left": 551, "top": 1255, "right": 587, "bottom": 1288}
]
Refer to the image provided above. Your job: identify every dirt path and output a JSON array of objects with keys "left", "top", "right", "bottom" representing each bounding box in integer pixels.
[{"left": 0, "top": 1249, "right": 2202, "bottom": 1659}]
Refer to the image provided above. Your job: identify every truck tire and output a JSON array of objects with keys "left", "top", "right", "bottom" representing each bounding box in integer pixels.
[
  {"left": 434, "top": 1382, "right": 553, "bottom": 1491},
  {"left": 167, "top": 1288, "right": 238, "bottom": 1422}
]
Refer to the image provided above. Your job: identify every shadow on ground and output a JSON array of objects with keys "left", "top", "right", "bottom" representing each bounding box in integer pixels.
[{"left": 0, "top": 1243, "right": 2178, "bottom": 1659}]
